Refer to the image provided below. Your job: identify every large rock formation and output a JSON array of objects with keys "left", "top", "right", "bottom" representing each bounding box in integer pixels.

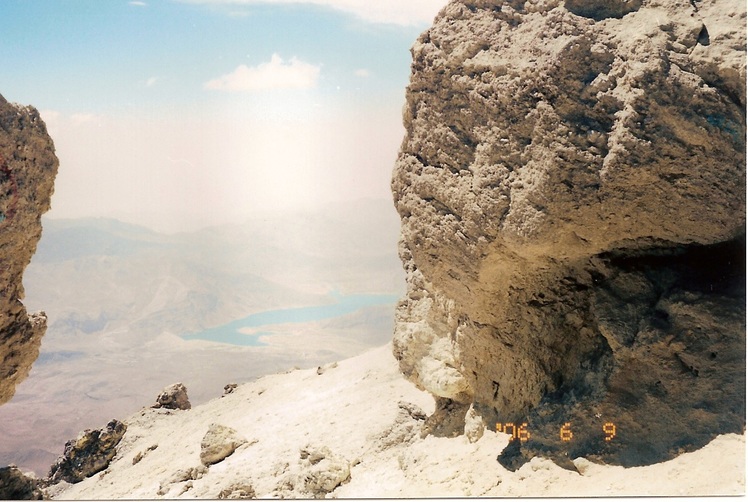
[
  {"left": 392, "top": 0, "right": 745, "bottom": 469},
  {"left": 47, "top": 419, "right": 127, "bottom": 484},
  {"left": 0, "top": 94, "right": 58, "bottom": 406}
]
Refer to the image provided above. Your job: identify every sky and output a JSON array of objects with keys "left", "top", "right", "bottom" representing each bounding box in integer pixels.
[{"left": 0, "top": 0, "right": 448, "bottom": 232}]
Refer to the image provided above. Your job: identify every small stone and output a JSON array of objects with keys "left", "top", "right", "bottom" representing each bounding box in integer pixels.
[
  {"left": 573, "top": 457, "right": 593, "bottom": 476},
  {"left": 464, "top": 404, "right": 485, "bottom": 444},
  {"left": 218, "top": 483, "right": 256, "bottom": 499}
]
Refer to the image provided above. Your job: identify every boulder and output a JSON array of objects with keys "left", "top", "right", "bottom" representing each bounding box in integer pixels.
[
  {"left": 392, "top": 0, "right": 745, "bottom": 469},
  {"left": 0, "top": 94, "right": 58, "bottom": 406},
  {"left": 48, "top": 419, "right": 127, "bottom": 483},
  {"left": 153, "top": 382, "right": 191, "bottom": 410},
  {"left": 296, "top": 446, "right": 351, "bottom": 499},
  {"left": 200, "top": 424, "right": 247, "bottom": 467},
  {"left": 272, "top": 446, "right": 351, "bottom": 499},
  {"left": 0, "top": 465, "right": 43, "bottom": 500}
]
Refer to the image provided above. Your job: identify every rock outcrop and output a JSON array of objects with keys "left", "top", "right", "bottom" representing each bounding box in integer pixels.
[
  {"left": 392, "top": 0, "right": 745, "bottom": 469},
  {"left": 48, "top": 419, "right": 127, "bottom": 484},
  {"left": 152, "top": 382, "right": 191, "bottom": 410},
  {"left": 0, "top": 465, "right": 43, "bottom": 500},
  {"left": 0, "top": 94, "right": 58, "bottom": 406}
]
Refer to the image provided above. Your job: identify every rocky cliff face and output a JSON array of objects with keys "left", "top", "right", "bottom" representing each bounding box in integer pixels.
[
  {"left": 0, "top": 94, "right": 58, "bottom": 406},
  {"left": 392, "top": 0, "right": 745, "bottom": 469}
]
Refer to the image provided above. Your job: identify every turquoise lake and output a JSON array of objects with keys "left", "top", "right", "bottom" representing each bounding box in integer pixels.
[{"left": 181, "top": 293, "right": 399, "bottom": 346}]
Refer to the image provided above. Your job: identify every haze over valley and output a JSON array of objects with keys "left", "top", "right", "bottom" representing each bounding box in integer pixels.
[{"left": 0, "top": 199, "right": 403, "bottom": 475}]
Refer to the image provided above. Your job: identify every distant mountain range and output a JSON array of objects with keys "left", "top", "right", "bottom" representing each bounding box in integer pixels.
[{"left": 0, "top": 198, "right": 405, "bottom": 476}]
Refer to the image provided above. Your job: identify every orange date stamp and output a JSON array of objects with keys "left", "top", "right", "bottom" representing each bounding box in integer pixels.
[{"left": 496, "top": 421, "right": 617, "bottom": 442}]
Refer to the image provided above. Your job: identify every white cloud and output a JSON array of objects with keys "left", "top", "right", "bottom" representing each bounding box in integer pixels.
[
  {"left": 129, "top": 1, "right": 148, "bottom": 6},
  {"left": 39, "top": 110, "right": 60, "bottom": 123},
  {"left": 204, "top": 54, "right": 320, "bottom": 92},
  {"left": 70, "top": 113, "right": 101, "bottom": 126},
  {"left": 177, "top": 0, "right": 448, "bottom": 26},
  {"left": 354, "top": 69, "right": 370, "bottom": 78},
  {"left": 145, "top": 76, "right": 159, "bottom": 87}
]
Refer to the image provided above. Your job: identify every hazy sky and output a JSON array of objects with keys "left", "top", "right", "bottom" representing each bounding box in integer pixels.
[{"left": 0, "top": 0, "right": 447, "bottom": 232}]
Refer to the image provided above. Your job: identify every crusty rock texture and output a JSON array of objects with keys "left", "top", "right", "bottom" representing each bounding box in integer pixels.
[
  {"left": 0, "top": 94, "right": 58, "bottom": 406},
  {"left": 275, "top": 446, "right": 352, "bottom": 499},
  {"left": 153, "top": 382, "right": 192, "bottom": 411},
  {"left": 0, "top": 465, "right": 43, "bottom": 500},
  {"left": 48, "top": 419, "right": 127, "bottom": 484},
  {"left": 199, "top": 424, "right": 247, "bottom": 467},
  {"left": 392, "top": 0, "right": 746, "bottom": 469}
]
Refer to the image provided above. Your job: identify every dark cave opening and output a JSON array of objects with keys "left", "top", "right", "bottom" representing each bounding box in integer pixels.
[{"left": 601, "top": 233, "right": 746, "bottom": 297}]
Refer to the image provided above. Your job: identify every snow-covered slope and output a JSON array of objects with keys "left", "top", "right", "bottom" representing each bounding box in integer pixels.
[{"left": 45, "top": 344, "right": 745, "bottom": 499}]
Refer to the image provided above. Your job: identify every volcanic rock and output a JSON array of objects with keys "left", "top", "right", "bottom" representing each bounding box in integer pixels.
[
  {"left": 152, "top": 382, "right": 191, "bottom": 410},
  {"left": 294, "top": 446, "right": 351, "bottom": 499},
  {"left": 48, "top": 419, "right": 127, "bottom": 484},
  {"left": 0, "top": 465, "right": 43, "bottom": 500},
  {"left": 217, "top": 483, "right": 256, "bottom": 499},
  {"left": 199, "top": 424, "right": 247, "bottom": 467},
  {"left": 0, "top": 94, "right": 58, "bottom": 406},
  {"left": 392, "top": 0, "right": 745, "bottom": 469}
]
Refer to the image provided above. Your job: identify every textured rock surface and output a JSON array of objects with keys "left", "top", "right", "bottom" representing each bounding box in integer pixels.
[
  {"left": 0, "top": 94, "right": 58, "bottom": 406},
  {"left": 199, "top": 424, "right": 247, "bottom": 467},
  {"left": 48, "top": 419, "right": 127, "bottom": 483},
  {"left": 217, "top": 483, "right": 256, "bottom": 499},
  {"left": 153, "top": 382, "right": 192, "bottom": 410},
  {"left": 392, "top": 0, "right": 746, "bottom": 469},
  {"left": 280, "top": 446, "right": 351, "bottom": 499},
  {"left": 0, "top": 465, "right": 43, "bottom": 500},
  {"left": 368, "top": 401, "right": 427, "bottom": 452}
]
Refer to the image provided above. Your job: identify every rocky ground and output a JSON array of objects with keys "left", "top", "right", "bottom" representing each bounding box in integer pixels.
[{"left": 29, "top": 343, "right": 744, "bottom": 498}]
